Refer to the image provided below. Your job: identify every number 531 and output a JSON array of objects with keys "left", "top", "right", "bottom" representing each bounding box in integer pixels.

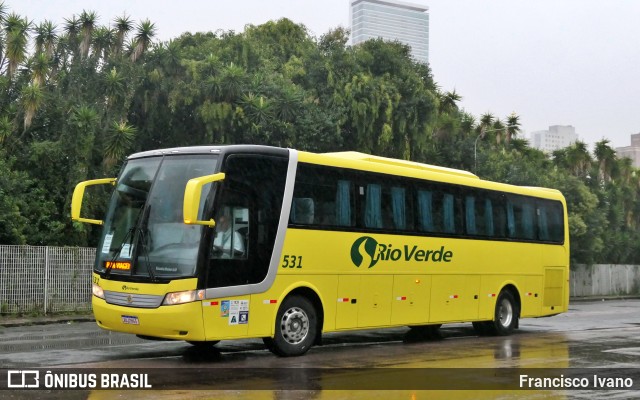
[{"left": 281, "top": 255, "right": 303, "bottom": 268}]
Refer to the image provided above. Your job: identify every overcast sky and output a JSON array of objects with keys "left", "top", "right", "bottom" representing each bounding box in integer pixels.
[{"left": 7, "top": 0, "right": 640, "bottom": 149}]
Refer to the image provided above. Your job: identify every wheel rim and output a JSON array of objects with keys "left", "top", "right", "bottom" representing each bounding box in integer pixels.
[
  {"left": 498, "top": 298, "right": 513, "bottom": 327},
  {"left": 280, "top": 306, "right": 309, "bottom": 345}
]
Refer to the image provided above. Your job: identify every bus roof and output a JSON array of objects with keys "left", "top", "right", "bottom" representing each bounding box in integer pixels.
[{"left": 322, "top": 151, "right": 479, "bottom": 180}]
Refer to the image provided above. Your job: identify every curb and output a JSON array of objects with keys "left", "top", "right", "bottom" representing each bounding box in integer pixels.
[{"left": 0, "top": 315, "right": 95, "bottom": 328}]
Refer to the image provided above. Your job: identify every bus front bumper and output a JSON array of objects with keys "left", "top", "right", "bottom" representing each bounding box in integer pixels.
[{"left": 92, "top": 296, "right": 205, "bottom": 341}]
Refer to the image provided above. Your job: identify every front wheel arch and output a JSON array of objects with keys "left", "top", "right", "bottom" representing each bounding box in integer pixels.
[{"left": 267, "top": 294, "right": 318, "bottom": 357}]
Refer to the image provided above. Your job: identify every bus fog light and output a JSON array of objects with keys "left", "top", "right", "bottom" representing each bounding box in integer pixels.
[
  {"left": 92, "top": 283, "right": 105, "bottom": 299},
  {"left": 163, "top": 290, "right": 204, "bottom": 305}
]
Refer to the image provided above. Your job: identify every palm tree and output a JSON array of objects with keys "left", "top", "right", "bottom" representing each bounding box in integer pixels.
[
  {"left": 113, "top": 15, "right": 133, "bottom": 57},
  {"left": 594, "top": 139, "right": 616, "bottom": 183},
  {"left": 273, "top": 85, "right": 303, "bottom": 122},
  {"left": 438, "top": 89, "right": 461, "bottom": 114},
  {"left": 241, "top": 92, "right": 273, "bottom": 127},
  {"left": 104, "top": 120, "right": 136, "bottom": 168},
  {"left": 505, "top": 112, "right": 521, "bottom": 145},
  {"left": 92, "top": 26, "right": 114, "bottom": 61},
  {"left": 33, "top": 20, "right": 58, "bottom": 58},
  {"left": 130, "top": 19, "right": 156, "bottom": 62},
  {"left": 218, "top": 63, "right": 247, "bottom": 102},
  {"left": 477, "top": 112, "right": 495, "bottom": 137},
  {"left": 0, "top": 2, "right": 8, "bottom": 23},
  {"left": 566, "top": 141, "right": 592, "bottom": 178},
  {"left": 460, "top": 113, "right": 476, "bottom": 138},
  {"left": 492, "top": 118, "right": 505, "bottom": 146},
  {"left": 79, "top": 10, "right": 97, "bottom": 58},
  {"left": 0, "top": 114, "right": 12, "bottom": 144},
  {"left": 63, "top": 15, "right": 81, "bottom": 60},
  {"left": 21, "top": 83, "right": 44, "bottom": 132},
  {"left": 3, "top": 13, "right": 30, "bottom": 79},
  {"left": 29, "top": 52, "right": 50, "bottom": 86},
  {"left": 104, "top": 66, "right": 125, "bottom": 104}
]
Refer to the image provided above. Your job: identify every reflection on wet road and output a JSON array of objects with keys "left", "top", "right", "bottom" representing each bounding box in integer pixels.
[{"left": 2, "top": 299, "right": 640, "bottom": 399}]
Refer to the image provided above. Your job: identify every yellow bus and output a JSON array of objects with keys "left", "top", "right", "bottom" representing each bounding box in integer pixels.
[{"left": 72, "top": 145, "right": 569, "bottom": 356}]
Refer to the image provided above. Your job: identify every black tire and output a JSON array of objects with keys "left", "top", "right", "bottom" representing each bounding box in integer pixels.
[
  {"left": 492, "top": 290, "right": 519, "bottom": 335},
  {"left": 269, "top": 295, "right": 317, "bottom": 357},
  {"left": 186, "top": 340, "right": 220, "bottom": 347}
]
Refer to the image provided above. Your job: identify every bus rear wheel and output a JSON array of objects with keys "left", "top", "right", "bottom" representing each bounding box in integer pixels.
[
  {"left": 492, "top": 290, "right": 518, "bottom": 335},
  {"left": 268, "top": 295, "right": 317, "bottom": 357}
]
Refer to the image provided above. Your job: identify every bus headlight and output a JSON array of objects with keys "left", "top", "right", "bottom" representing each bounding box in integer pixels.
[
  {"left": 92, "top": 283, "right": 105, "bottom": 299},
  {"left": 163, "top": 290, "right": 205, "bottom": 306}
]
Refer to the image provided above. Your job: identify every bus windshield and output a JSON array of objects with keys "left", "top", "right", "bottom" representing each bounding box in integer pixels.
[{"left": 95, "top": 155, "right": 218, "bottom": 279}]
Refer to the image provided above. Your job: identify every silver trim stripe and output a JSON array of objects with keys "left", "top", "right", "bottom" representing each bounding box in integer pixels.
[{"left": 104, "top": 291, "right": 164, "bottom": 308}]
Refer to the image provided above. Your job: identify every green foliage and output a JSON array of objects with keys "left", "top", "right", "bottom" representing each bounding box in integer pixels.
[{"left": 0, "top": 7, "right": 639, "bottom": 267}]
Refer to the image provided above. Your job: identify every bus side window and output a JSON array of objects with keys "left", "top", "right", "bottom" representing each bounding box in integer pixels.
[
  {"left": 491, "top": 195, "right": 507, "bottom": 238},
  {"left": 364, "top": 184, "right": 383, "bottom": 229},
  {"left": 443, "top": 193, "right": 455, "bottom": 234},
  {"left": 291, "top": 198, "right": 315, "bottom": 224},
  {"left": 538, "top": 203, "right": 550, "bottom": 241},
  {"left": 291, "top": 164, "right": 355, "bottom": 228},
  {"left": 539, "top": 200, "right": 564, "bottom": 243},
  {"left": 335, "top": 180, "right": 352, "bottom": 226},
  {"left": 465, "top": 195, "right": 477, "bottom": 235},
  {"left": 417, "top": 189, "right": 434, "bottom": 232},
  {"left": 483, "top": 197, "right": 495, "bottom": 236},
  {"left": 390, "top": 186, "right": 407, "bottom": 230}
]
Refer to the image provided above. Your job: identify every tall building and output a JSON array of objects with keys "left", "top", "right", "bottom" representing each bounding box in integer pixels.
[
  {"left": 530, "top": 125, "right": 579, "bottom": 154},
  {"left": 350, "top": 0, "right": 429, "bottom": 63},
  {"left": 616, "top": 133, "right": 640, "bottom": 168}
]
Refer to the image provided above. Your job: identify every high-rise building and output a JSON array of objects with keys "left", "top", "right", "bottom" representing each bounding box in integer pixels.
[
  {"left": 350, "top": 0, "right": 429, "bottom": 63},
  {"left": 616, "top": 133, "right": 640, "bottom": 168},
  {"left": 530, "top": 125, "right": 579, "bottom": 154}
]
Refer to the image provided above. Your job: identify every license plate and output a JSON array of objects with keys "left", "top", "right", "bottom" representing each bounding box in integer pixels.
[{"left": 121, "top": 315, "right": 139, "bottom": 325}]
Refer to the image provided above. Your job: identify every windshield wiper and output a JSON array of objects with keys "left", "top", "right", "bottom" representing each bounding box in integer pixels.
[
  {"left": 105, "top": 203, "right": 144, "bottom": 279},
  {"left": 137, "top": 205, "right": 157, "bottom": 282}
]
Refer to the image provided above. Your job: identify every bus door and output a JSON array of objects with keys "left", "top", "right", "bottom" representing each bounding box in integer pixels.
[{"left": 200, "top": 154, "right": 288, "bottom": 340}]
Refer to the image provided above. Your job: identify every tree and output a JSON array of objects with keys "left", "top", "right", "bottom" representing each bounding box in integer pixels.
[
  {"left": 565, "top": 141, "right": 592, "bottom": 178},
  {"left": 79, "top": 10, "right": 97, "bottom": 59},
  {"left": 20, "top": 83, "right": 44, "bottom": 132},
  {"left": 33, "top": 20, "right": 57, "bottom": 58},
  {"left": 594, "top": 139, "right": 616, "bottom": 183},
  {"left": 3, "top": 13, "right": 30, "bottom": 79},
  {"left": 505, "top": 113, "right": 520, "bottom": 145},
  {"left": 113, "top": 14, "right": 133, "bottom": 57},
  {"left": 104, "top": 120, "right": 136, "bottom": 168},
  {"left": 130, "top": 19, "right": 156, "bottom": 62}
]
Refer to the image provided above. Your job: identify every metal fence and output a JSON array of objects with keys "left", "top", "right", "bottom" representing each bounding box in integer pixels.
[
  {"left": 2, "top": 245, "right": 639, "bottom": 316},
  {"left": 0, "top": 245, "right": 95, "bottom": 315}
]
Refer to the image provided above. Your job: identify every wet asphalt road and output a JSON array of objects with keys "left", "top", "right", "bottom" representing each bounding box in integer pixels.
[{"left": 1, "top": 298, "right": 639, "bottom": 399}]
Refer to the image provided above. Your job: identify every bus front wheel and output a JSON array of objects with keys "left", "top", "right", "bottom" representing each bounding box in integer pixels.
[
  {"left": 492, "top": 290, "right": 518, "bottom": 335},
  {"left": 268, "top": 295, "right": 317, "bottom": 357}
]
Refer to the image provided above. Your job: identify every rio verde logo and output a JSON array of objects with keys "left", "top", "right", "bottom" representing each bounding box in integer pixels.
[{"left": 350, "top": 236, "right": 453, "bottom": 268}]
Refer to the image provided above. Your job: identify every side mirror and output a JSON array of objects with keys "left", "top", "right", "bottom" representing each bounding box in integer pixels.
[
  {"left": 183, "top": 172, "right": 226, "bottom": 227},
  {"left": 71, "top": 178, "right": 116, "bottom": 225}
]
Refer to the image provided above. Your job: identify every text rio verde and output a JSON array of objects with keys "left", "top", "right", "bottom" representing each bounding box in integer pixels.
[{"left": 350, "top": 236, "right": 453, "bottom": 269}]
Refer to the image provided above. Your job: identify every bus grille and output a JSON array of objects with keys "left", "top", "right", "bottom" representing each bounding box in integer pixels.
[{"left": 104, "top": 291, "right": 164, "bottom": 308}]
